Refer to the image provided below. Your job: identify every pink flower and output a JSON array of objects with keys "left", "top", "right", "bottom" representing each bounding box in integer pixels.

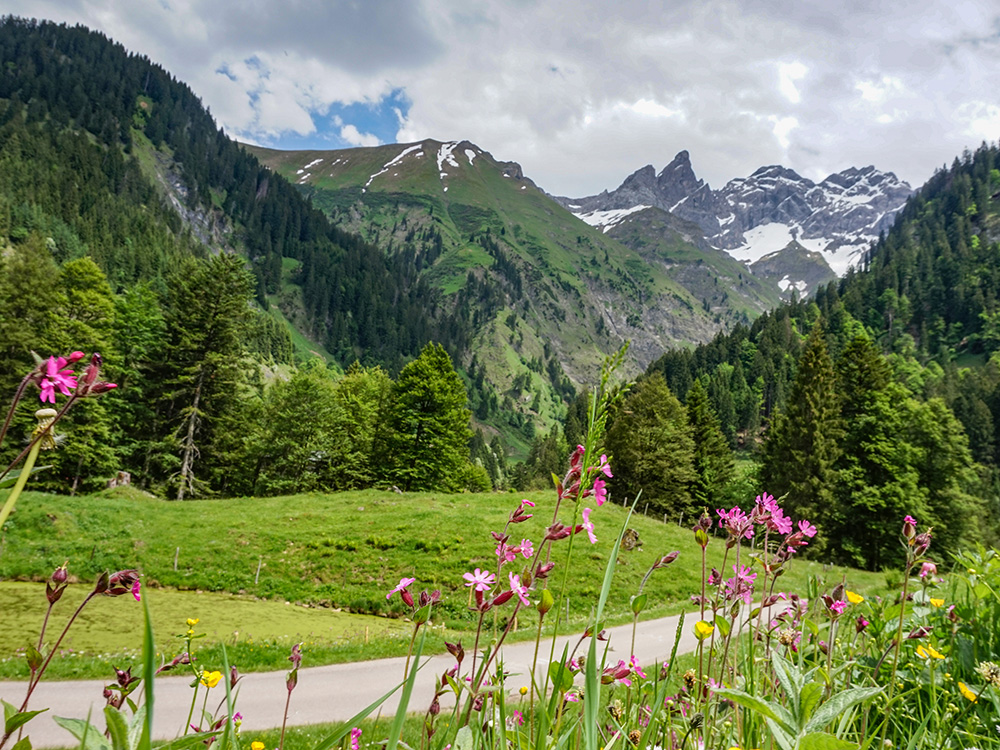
[
  {"left": 508, "top": 572, "right": 531, "bottom": 606},
  {"left": 507, "top": 710, "right": 524, "bottom": 728},
  {"left": 591, "top": 454, "right": 613, "bottom": 478},
  {"left": 351, "top": 727, "right": 362, "bottom": 750},
  {"left": 517, "top": 539, "right": 534, "bottom": 558},
  {"left": 829, "top": 600, "right": 847, "bottom": 616},
  {"left": 463, "top": 568, "right": 496, "bottom": 592},
  {"left": 903, "top": 515, "right": 918, "bottom": 540},
  {"left": 592, "top": 478, "right": 608, "bottom": 506},
  {"left": 856, "top": 615, "right": 869, "bottom": 633},
  {"left": 387, "top": 577, "right": 416, "bottom": 603},
  {"left": 630, "top": 655, "right": 647, "bottom": 679},
  {"left": 717, "top": 506, "right": 754, "bottom": 539},
  {"left": 919, "top": 561, "right": 937, "bottom": 578},
  {"left": 581, "top": 507, "right": 597, "bottom": 544},
  {"left": 39, "top": 355, "right": 78, "bottom": 403},
  {"left": 131, "top": 579, "right": 142, "bottom": 602},
  {"left": 495, "top": 541, "right": 517, "bottom": 565},
  {"left": 797, "top": 519, "right": 817, "bottom": 537},
  {"left": 724, "top": 564, "right": 756, "bottom": 605}
]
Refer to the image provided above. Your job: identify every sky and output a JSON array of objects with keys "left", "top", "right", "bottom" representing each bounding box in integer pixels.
[{"left": 8, "top": 0, "right": 1000, "bottom": 196}]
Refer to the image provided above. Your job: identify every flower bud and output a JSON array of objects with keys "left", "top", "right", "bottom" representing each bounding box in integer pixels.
[
  {"left": 429, "top": 697, "right": 440, "bottom": 716},
  {"left": 445, "top": 641, "right": 465, "bottom": 663},
  {"left": 536, "top": 562, "right": 555, "bottom": 578},
  {"left": 401, "top": 589, "right": 415, "bottom": 608},
  {"left": 51, "top": 563, "right": 68, "bottom": 585},
  {"left": 656, "top": 551, "right": 680, "bottom": 567},
  {"left": 902, "top": 514, "right": 917, "bottom": 541},
  {"left": 913, "top": 530, "right": 932, "bottom": 558}
]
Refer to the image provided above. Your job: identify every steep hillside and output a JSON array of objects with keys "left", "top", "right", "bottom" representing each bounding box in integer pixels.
[{"left": 249, "top": 140, "right": 773, "bottom": 443}]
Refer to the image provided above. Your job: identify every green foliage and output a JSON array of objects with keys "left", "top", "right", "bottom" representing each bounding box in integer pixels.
[
  {"left": 384, "top": 343, "right": 472, "bottom": 492},
  {"left": 686, "top": 378, "right": 735, "bottom": 507},
  {"left": 605, "top": 372, "right": 697, "bottom": 514}
]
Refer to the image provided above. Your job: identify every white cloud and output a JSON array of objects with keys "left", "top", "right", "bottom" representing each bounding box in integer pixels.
[
  {"left": 778, "top": 61, "right": 808, "bottom": 104},
  {"left": 340, "top": 124, "right": 381, "bottom": 147},
  {"left": 6, "top": 0, "right": 1000, "bottom": 195}
]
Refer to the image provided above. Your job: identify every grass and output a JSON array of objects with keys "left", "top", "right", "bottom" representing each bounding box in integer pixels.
[{"left": 0, "top": 486, "right": 889, "bottom": 680}]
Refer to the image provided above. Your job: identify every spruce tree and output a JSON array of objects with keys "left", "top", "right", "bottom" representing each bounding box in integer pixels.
[
  {"left": 385, "top": 343, "right": 471, "bottom": 492},
  {"left": 760, "top": 323, "right": 843, "bottom": 544},
  {"left": 605, "top": 373, "right": 697, "bottom": 516},
  {"left": 686, "top": 378, "right": 735, "bottom": 508}
]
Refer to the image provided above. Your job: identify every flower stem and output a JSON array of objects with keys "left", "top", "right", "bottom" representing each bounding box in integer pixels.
[{"left": 0, "top": 437, "right": 41, "bottom": 532}]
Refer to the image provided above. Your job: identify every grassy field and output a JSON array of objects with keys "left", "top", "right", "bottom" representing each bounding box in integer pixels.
[{"left": 0, "top": 486, "right": 888, "bottom": 679}]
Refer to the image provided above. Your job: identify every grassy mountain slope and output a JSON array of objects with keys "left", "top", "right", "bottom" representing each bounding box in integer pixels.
[{"left": 250, "top": 140, "right": 783, "bottom": 445}]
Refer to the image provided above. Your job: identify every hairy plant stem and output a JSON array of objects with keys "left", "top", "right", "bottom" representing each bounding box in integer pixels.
[{"left": 0, "top": 372, "right": 33, "bottom": 450}]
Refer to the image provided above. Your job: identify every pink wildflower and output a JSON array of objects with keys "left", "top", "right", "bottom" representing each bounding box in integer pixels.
[
  {"left": 463, "top": 568, "right": 495, "bottom": 592},
  {"left": 462, "top": 568, "right": 497, "bottom": 591},
  {"left": 717, "top": 506, "right": 754, "bottom": 540},
  {"left": 592, "top": 478, "right": 608, "bottom": 506},
  {"left": 856, "top": 614, "right": 869, "bottom": 633},
  {"left": 39, "top": 355, "right": 78, "bottom": 403},
  {"left": 591, "top": 454, "right": 613, "bottom": 478},
  {"left": 351, "top": 727, "right": 362, "bottom": 750},
  {"left": 829, "top": 600, "right": 847, "bottom": 616},
  {"left": 517, "top": 538, "right": 534, "bottom": 558},
  {"left": 131, "top": 579, "right": 142, "bottom": 602},
  {"left": 919, "top": 561, "right": 937, "bottom": 578},
  {"left": 630, "top": 655, "right": 647, "bottom": 679},
  {"left": 495, "top": 540, "right": 517, "bottom": 565},
  {"left": 508, "top": 572, "right": 531, "bottom": 606},
  {"left": 903, "top": 514, "right": 918, "bottom": 540},
  {"left": 797, "top": 519, "right": 817, "bottom": 537},
  {"left": 581, "top": 507, "right": 597, "bottom": 544},
  {"left": 724, "top": 564, "right": 756, "bottom": 605},
  {"left": 387, "top": 577, "right": 416, "bottom": 606}
]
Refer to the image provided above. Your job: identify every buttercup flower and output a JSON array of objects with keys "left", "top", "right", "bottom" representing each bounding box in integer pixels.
[
  {"left": 846, "top": 590, "right": 864, "bottom": 605},
  {"left": 251, "top": 742, "right": 265, "bottom": 750},
  {"left": 929, "top": 597, "right": 944, "bottom": 608},
  {"left": 916, "top": 645, "right": 945, "bottom": 660},
  {"left": 200, "top": 670, "right": 222, "bottom": 688},
  {"left": 694, "top": 620, "right": 715, "bottom": 641},
  {"left": 186, "top": 618, "right": 200, "bottom": 627},
  {"left": 958, "top": 681, "right": 978, "bottom": 702}
]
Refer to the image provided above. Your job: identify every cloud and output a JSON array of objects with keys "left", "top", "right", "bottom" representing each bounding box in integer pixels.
[
  {"left": 6, "top": 0, "right": 1000, "bottom": 195},
  {"left": 339, "top": 124, "right": 381, "bottom": 148}
]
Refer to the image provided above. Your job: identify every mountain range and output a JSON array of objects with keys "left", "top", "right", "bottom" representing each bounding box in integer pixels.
[{"left": 555, "top": 150, "right": 913, "bottom": 294}]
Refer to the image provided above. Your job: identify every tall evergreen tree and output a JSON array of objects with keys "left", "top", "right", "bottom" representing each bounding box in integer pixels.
[
  {"left": 605, "top": 373, "right": 697, "bottom": 516},
  {"left": 760, "top": 324, "right": 843, "bottom": 545},
  {"left": 385, "top": 343, "right": 472, "bottom": 492},
  {"left": 146, "top": 254, "right": 254, "bottom": 499},
  {"left": 686, "top": 378, "right": 735, "bottom": 508}
]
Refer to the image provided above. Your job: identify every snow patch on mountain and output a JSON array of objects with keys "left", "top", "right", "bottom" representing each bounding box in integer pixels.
[
  {"left": 363, "top": 144, "right": 423, "bottom": 191},
  {"left": 437, "top": 142, "right": 460, "bottom": 176},
  {"left": 577, "top": 205, "right": 650, "bottom": 233}
]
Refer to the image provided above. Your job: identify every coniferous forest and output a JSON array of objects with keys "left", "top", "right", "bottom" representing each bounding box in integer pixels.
[{"left": 1, "top": 17, "right": 1000, "bottom": 571}]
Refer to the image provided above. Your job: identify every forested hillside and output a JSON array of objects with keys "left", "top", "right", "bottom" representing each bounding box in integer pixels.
[{"left": 634, "top": 144, "right": 1000, "bottom": 568}]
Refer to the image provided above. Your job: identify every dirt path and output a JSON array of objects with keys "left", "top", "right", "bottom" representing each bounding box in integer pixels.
[{"left": 0, "top": 609, "right": 702, "bottom": 748}]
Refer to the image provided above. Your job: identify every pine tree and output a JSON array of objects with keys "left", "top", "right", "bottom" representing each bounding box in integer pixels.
[
  {"left": 686, "top": 378, "right": 735, "bottom": 508},
  {"left": 385, "top": 343, "right": 472, "bottom": 492},
  {"left": 760, "top": 324, "right": 843, "bottom": 545},
  {"left": 605, "top": 373, "right": 697, "bottom": 515}
]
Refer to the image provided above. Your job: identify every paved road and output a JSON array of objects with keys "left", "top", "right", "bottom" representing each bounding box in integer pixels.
[{"left": 0, "top": 610, "right": 704, "bottom": 748}]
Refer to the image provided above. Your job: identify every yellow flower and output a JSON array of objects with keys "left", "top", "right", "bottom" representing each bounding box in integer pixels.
[
  {"left": 519, "top": 686, "right": 528, "bottom": 695},
  {"left": 958, "top": 681, "right": 978, "bottom": 702},
  {"left": 251, "top": 743, "right": 265, "bottom": 750},
  {"left": 694, "top": 621, "right": 715, "bottom": 641},
  {"left": 200, "top": 670, "right": 222, "bottom": 688},
  {"left": 846, "top": 590, "right": 864, "bottom": 605},
  {"left": 929, "top": 598, "right": 944, "bottom": 608},
  {"left": 186, "top": 618, "right": 200, "bottom": 627},
  {"left": 916, "top": 645, "right": 945, "bottom": 660}
]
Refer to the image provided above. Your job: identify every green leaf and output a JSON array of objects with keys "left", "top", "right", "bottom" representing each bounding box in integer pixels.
[
  {"left": 770, "top": 651, "right": 803, "bottom": 718},
  {"left": 4, "top": 708, "right": 47, "bottom": 736},
  {"left": 138, "top": 590, "right": 155, "bottom": 750},
  {"left": 453, "top": 726, "right": 474, "bottom": 750},
  {"left": 804, "top": 687, "right": 882, "bottom": 734},
  {"left": 547, "top": 661, "right": 574, "bottom": 693},
  {"left": 2, "top": 700, "right": 14, "bottom": 725},
  {"left": 799, "top": 681, "right": 824, "bottom": 725},
  {"left": 52, "top": 717, "right": 113, "bottom": 750},
  {"left": 0, "top": 465, "right": 51, "bottom": 490},
  {"left": 798, "top": 732, "right": 859, "bottom": 750},
  {"left": 713, "top": 688, "right": 796, "bottom": 734},
  {"left": 103, "top": 707, "right": 130, "bottom": 750},
  {"left": 11, "top": 737, "right": 31, "bottom": 750},
  {"left": 157, "top": 733, "right": 222, "bottom": 750},
  {"left": 764, "top": 718, "right": 796, "bottom": 750},
  {"left": 715, "top": 616, "right": 731, "bottom": 638},
  {"left": 385, "top": 630, "right": 424, "bottom": 750},
  {"left": 631, "top": 593, "right": 647, "bottom": 615}
]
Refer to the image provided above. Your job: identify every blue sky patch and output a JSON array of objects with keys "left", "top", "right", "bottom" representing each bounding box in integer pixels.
[{"left": 267, "top": 87, "right": 411, "bottom": 150}]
